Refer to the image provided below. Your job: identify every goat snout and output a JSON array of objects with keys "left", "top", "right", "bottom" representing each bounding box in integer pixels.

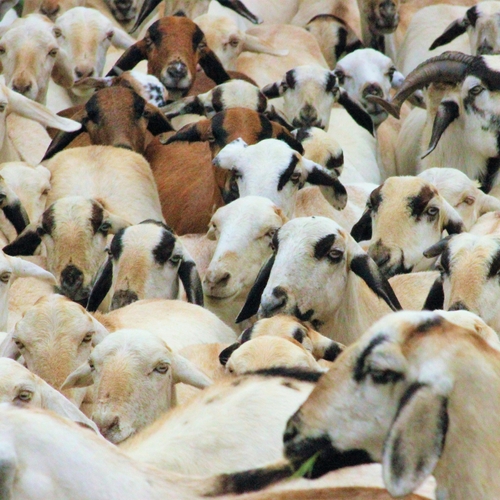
[
  {"left": 376, "top": 0, "right": 399, "bottom": 32},
  {"left": 204, "top": 270, "right": 231, "bottom": 288},
  {"left": 40, "top": 4, "right": 60, "bottom": 19},
  {"left": 11, "top": 80, "right": 32, "bottom": 96},
  {"left": 60, "top": 265, "right": 84, "bottom": 295},
  {"left": 75, "top": 66, "right": 95, "bottom": 79},
  {"left": 368, "top": 242, "right": 391, "bottom": 269},
  {"left": 111, "top": 290, "right": 139, "bottom": 310},
  {"left": 477, "top": 42, "right": 495, "bottom": 56},
  {"left": 448, "top": 301, "right": 469, "bottom": 312},
  {"left": 260, "top": 286, "right": 288, "bottom": 317},
  {"left": 167, "top": 62, "right": 188, "bottom": 81},
  {"left": 294, "top": 104, "right": 320, "bottom": 128},
  {"left": 94, "top": 414, "right": 120, "bottom": 437},
  {"left": 362, "top": 83, "right": 383, "bottom": 98}
]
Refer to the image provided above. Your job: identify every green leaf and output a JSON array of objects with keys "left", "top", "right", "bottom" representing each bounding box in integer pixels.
[{"left": 289, "top": 452, "right": 320, "bottom": 480}]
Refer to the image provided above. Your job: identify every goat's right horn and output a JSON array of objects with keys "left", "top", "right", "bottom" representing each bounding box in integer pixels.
[{"left": 367, "top": 51, "right": 476, "bottom": 119}]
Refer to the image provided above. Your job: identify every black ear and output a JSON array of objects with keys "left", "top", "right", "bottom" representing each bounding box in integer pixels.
[
  {"left": 86, "top": 257, "right": 113, "bottom": 312},
  {"left": 217, "top": 0, "right": 261, "bottom": 24},
  {"left": 265, "top": 106, "right": 294, "bottom": 131},
  {"left": 429, "top": 18, "right": 469, "bottom": 51},
  {"left": 2, "top": 201, "right": 30, "bottom": 235},
  {"left": 236, "top": 254, "right": 275, "bottom": 323},
  {"left": 350, "top": 254, "right": 402, "bottom": 311},
  {"left": 219, "top": 342, "right": 240, "bottom": 365},
  {"left": 3, "top": 227, "right": 42, "bottom": 256},
  {"left": 306, "top": 167, "right": 347, "bottom": 211},
  {"left": 423, "top": 236, "right": 451, "bottom": 259},
  {"left": 178, "top": 259, "right": 204, "bottom": 306},
  {"left": 43, "top": 126, "right": 86, "bottom": 161},
  {"left": 106, "top": 41, "right": 146, "bottom": 75},
  {"left": 164, "top": 119, "right": 213, "bottom": 145},
  {"left": 198, "top": 46, "right": 231, "bottom": 85},
  {"left": 351, "top": 210, "right": 372, "bottom": 242},
  {"left": 144, "top": 104, "right": 174, "bottom": 135},
  {"left": 422, "top": 278, "right": 444, "bottom": 311},
  {"left": 261, "top": 82, "right": 281, "bottom": 99},
  {"left": 338, "top": 89, "right": 374, "bottom": 136},
  {"left": 129, "top": 0, "right": 161, "bottom": 33}
]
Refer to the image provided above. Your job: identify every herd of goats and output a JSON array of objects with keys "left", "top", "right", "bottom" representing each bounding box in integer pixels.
[{"left": 0, "top": 0, "right": 499, "bottom": 498}]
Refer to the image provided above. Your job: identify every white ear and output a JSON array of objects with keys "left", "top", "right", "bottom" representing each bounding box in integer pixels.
[
  {"left": 110, "top": 27, "right": 135, "bottom": 49},
  {"left": 0, "top": 330, "right": 20, "bottom": 359},
  {"left": 40, "top": 378, "right": 101, "bottom": 435},
  {"left": 441, "top": 198, "right": 464, "bottom": 235},
  {"left": 61, "top": 362, "right": 93, "bottom": 390},
  {"left": 7, "top": 255, "right": 56, "bottom": 284},
  {"left": 213, "top": 138, "right": 248, "bottom": 169},
  {"left": 5, "top": 85, "right": 81, "bottom": 132},
  {"left": 171, "top": 353, "right": 212, "bottom": 389},
  {"left": 90, "top": 316, "right": 109, "bottom": 345},
  {"left": 391, "top": 71, "right": 405, "bottom": 89},
  {"left": 242, "top": 33, "right": 288, "bottom": 56},
  {"left": 102, "top": 209, "right": 131, "bottom": 234}
]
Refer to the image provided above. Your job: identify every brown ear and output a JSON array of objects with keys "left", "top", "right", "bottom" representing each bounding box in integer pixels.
[
  {"left": 271, "top": 122, "right": 304, "bottom": 154},
  {"left": 43, "top": 108, "right": 87, "bottom": 161},
  {"left": 144, "top": 103, "right": 174, "bottom": 134},
  {"left": 163, "top": 119, "right": 214, "bottom": 145},
  {"left": 107, "top": 40, "right": 147, "bottom": 76}
]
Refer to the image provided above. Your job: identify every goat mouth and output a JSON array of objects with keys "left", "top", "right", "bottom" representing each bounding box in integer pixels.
[
  {"left": 204, "top": 290, "right": 240, "bottom": 301},
  {"left": 54, "top": 286, "right": 90, "bottom": 306}
]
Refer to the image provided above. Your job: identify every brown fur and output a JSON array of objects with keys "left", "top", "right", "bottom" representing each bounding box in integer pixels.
[
  {"left": 246, "top": 489, "right": 429, "bottom": 500},
  {"left": 188, "top": 71, "right": 257, "bottom": 96}
]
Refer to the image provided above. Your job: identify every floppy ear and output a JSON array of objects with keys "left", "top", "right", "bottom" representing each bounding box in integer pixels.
[
  {"left": 198, "top": 42, "right": 231, "bottom": 85},
  {"left": 106, "top": 40, "right": 147, "bottom": 75},
  {"left": 265, "top": 105, "right": 293, "bottom": 131},
  {"left": 164, "top": 118, "right": 214, "bottom": 145},
  {"left": 422, "top": 277, "right": 444, "bottom": 311},
  {"left": 61, "top": 363, "right": 93, "bottom": 390},
  {"left": 302, "top": 157, "right": 347, "bottom": 210},
  {"left": 0, "top": 330, "right": 20, "bottom": 359},
  {"left": 261, "top": 81, "right": 283, "bottom": 99},
  {"left": 429, "top": 17, "right": 469, "bottom": 51},
  {"left": 242, "top": 33, "right": 288, "bottom": 56},
  {"left": 478, "top": 192, "right": 500, "bottom": 215},
  {"left": 219, "top": 342, "right": 241, "bottom": 366},
  {"left": 351, "top": 209, "right": 372, "bottom": 242},
  {"left": 441, "top": 199, "right": 464, "bottom": 235},
  {"left": 7, "top": 255, "right": 56, "bottom": 284},
  {"left": 39, "top": 379, "right": 100, "bottom": 434},
  {"left": 236, "top": 253, "right": 275, "bottom": 323},
  {"left": 0, "top": 177, "right": 30, "bottom": 234},
  {"left": 90, "top": 315, "right": 109, "bottom": 345},
  {"left": 3, "top": 224, "right": 43, "bottom": 256},
  {"left": 144, "top": 103, "right": 174, "bottom": 134},
  {"left": 423, "top": 236, "right": 451, "bottom": 259},
  {"left": 110, "top": 27, "right": 135, "bottom": 50},
  {"left": 72, "top": 76, "right": 114, "bottom": 91},
  {"left": 178, "top": 255, "right": 204, "bottom": 306},
  {"left": 337, "top": 89, "right": 374, "bottom": 136},
  {"left": 307, "top": 328, "right": 344, "bottom": 361},
  {"left": 272, "top": 123, "right": 304, "bottom": 153},
  {"left": 86, "top": 257, "right": 113, "bottom": 313},
  {"left": 347, "top": 236, "right": 402, "bottom": 311},
  {"left": 43, "top": 108, "right": 87, "bottom": 161},
  {"left": 213, "top": 138, "right": 248, "bottom": 169},
  {"left": 171, "top": 352, "right": 212, "bottom": 388},
  {"left": 102, "top": 210, "right": 131, "bottom": 234},
  {"left": 161, "top": 95, "right": 206, "bottom": 119},
  {"left": 383, "top": 384, "right": 448, "bottom": 497}
]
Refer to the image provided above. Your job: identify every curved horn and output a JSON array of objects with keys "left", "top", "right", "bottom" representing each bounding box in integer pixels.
[
  {"left": 129, "top": 0, "right": 161, "bottom": 33},
  {"left": 421, "top": 100, "right": 459, "bottom": 159},
  {"left": 367, "top": 51, "right": 476, "bottom": 119}
]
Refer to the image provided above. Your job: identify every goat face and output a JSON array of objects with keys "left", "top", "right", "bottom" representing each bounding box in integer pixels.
[
  {"left": 105, "top": 0, "right": 139, "bottom": 23},
  {"left": 352, "top": 177, "right": 464, "bottom": 277},
  {"left": 366, "top": 0, "right": 400, "bottom": 35}
]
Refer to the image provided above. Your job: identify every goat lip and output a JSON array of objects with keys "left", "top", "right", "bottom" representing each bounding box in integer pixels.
[{"left": 204, "top": 290, "right": 240, "bottom": 301}]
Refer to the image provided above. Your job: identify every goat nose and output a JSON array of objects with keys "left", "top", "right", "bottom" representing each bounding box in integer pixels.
[
  {"left": 449, "top": 301, "right": 469, "bottom": 311},
  {"left": 60, "top": 265, "right": 84, "bottom": 292},
  {"left": 75, "top": 67, "right": 95, "bottom": 79},
  {"left": 40, "top": 4, "right": 60, "bottom": 18},
  {"left": 111, "top": 290, "right": 139, "bottom": 310},
  {"left": 298, "top": 105, "right": 318, "bottom": 126},
  {"left": 478, "top": 43, "right": 494, "bottom": 55},
  {"left": 363, "top": 83, "right": 383, "bottom": 98},
  {"left": 379, "top": 0, "right": 397, "bottom": 18},
  {"left": 369, "top": 244, "right": 391, "bottom": 268},
  {"left": 96, "top": 415, "right": 120, "bottom": 437},
  {"left": 12, "top": 82, "right": 32, "bottom": 96},
  {"left": 260, "top": 286, "right": 288, "bottom": 317},
  {"left": 167, "top": 63, "right": 188, "bottom": 80},
  {"left": 206, "top": 270, "right": 231, "bottom": 288}
]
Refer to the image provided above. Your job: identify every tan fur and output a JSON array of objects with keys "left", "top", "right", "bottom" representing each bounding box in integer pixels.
[{"left": 389, "top": 271, "right": 438, "bottom": 310}]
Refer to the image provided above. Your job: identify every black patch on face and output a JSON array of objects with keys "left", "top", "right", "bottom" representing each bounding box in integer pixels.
[
  {"left": 109, "top": 229, "right": 124, "bottom": 260},
  {"left": 314, "top": 233, "right": 336, "bottom": 259},
  {"left": 257, "top": 113, "right": 273, "bottom": 142},
  {"left": 294, "top": 127, "right": 311, "bottom": 143},
  {"left": 271, "top": 230, "right": 279, "bottom": 251},
  {"left": 335, "top": 27, "right": 348, "bottom": 61},
  {"left": 85, "top": 95, "right": 101, "bottom": 124},
  {"left": 211, "top": 87, "right": 224, "bottom": 112},
  {"left": 277, "top": 155, "right": 299, "bottom": 191},
  {"left": 353, "top": 334, "right": 388, "bottom": 382},
  {"left": 132, "top": 91, "right": 146, "bottom": 120},
  {"left": 41, "top": 206, "right": 55, "bottom": 235},
  {"left": 468, "top": 57, "right": 500, "bottom": 91},
  {"left": 276, "top": 129, "right": 304, "bottom": 154},
  {"left": 325, "top": 72, "right": 338, "bottom": 93},
  {"left": 390, "top": 434, "right": 405, "bottom": 479},
  {"left": 240, "top": 324, "right": 254, "bottom": 343},
  {"left": 250, "top": 366, "right": 323, "bottom": 383},
  {"left": 292, "top": 327, "right": 305, "bottom": 343},
  {"left": 148, "top": 21, "right": 162, "bottom": 47},
  {"left": 293, "top": 306, "right": 315, "bottom": 324},
  {"left": 257, "top": 91, "right": 267, "bottom": 113},
  {"left": 423, "top": 278, "right": 445, "bottom": 311},
  {"left": 192, "top": 25, "right": 205, "bottom": 51},
  {"left": 466, "top": 6, "right": 478, "bottom": 27},
  {"left": 219, "top": 342, "right": 240, "bottom": 366},
  {"left": 480, "top": 158, "right": 500, "bottom": 193},
  {"left": 90, "top": 202, "right": 104, "bottom": 234},
  {"left": 488, "top": 248, "right": 500, "bottom": 278},
  {"left": 440, "top": 246, "right": 451, "bottom": 275},
  {"left": 395, "top": 382, "right": 425, "bottom": 417},
  {"left": 407, "top": 185, "right": 436, "bottom": 219},
  {"left": 415, "top": 316, "right": 443, "bottom": 333},
  {"left": 369, "top": 184, "right": 383, "bottom": 213},
  {"left": 323, "top": 342, "right": 343, "bottom": 362},
  {"left": 152, "top": 229, "right": 176, "bottom": 265},
  {"left": 111, "top": 289, "right": 139, "bottom": 310},
  {"left": 212, "top": 111, "right": 229, "bottom": 150},
  {"left": 285, "top": 69, "right": 296, "bottom": 89},
  {"left": 326, "top": 152, "right": 344, "bottom": 171}
]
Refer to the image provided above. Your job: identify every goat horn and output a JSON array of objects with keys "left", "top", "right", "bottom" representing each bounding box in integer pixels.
[
  {"left": 129, "top": 0, "right": 161, "bottom": 33},
  {"left": 368, "top": 51, "right": 476, "bottom": 119},
  {"left": 421, "top": 100, "right": 460, "bottom": 159}
]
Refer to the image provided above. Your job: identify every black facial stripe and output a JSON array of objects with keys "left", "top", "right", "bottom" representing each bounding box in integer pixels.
[
  {"left": 468, "top": 57, "right": 500, "bottom": 91},
  {"left": 292, "top": 327, "right": 305, "bottom": 343},
  {"left": 325, "top": 153, "right": 344, "bottom": 171},
  {"left": 480, "top": 158, "right": 500, "bottom": 194},
  {"left": 394, "top": 382, "right": 426, "bottom": 420},
  {"left": 211, "top": 86, "right": 223, "bottom": 112},
  {"left": 152, "top": 229, "right": 176, "bottom": 265},
  {"left": 293, "top": 306, "right": 315, "bottom": 324},
  {"left": 212, "top": 111, "right": 229, "bottom": 149},
  {"left": 294, "top": 127, "right": 311, "bottom": 143},
  {"left": 323, "top": 342, "right": 343, "bottom": 362},
  {"left": 415, "top": 316, "right": 443, "bottom": 333},
  {"left": 335, "top": 27, "right": 347, "bottom": 62},
  {"left": 325, "top": 72, "right": 337, "bottom": 93},
  {"left": 353, "top": 334, "right": 388, "bottom": 382},
  {"left": 466, "top": 5, "right": 478, "bottom": 27},
  {"left": 488, "top": 248, "right": 500, "bottom": 278},
  {"left": 314, "top": 233, "right": 336, "bottom": 259},
  {"left": 139, "top": 219, "right": 174, "bottom": 232},
  {"left": 440, "top": 246, "right": 451, "bottom": 274},
  {"left": 277, "top": 155, "right": 299, "bottom": 191},
  {"left": 369, "top": 184, "right": 383, "bottom": 213},
  {"left": 148, "top": 21, "right": 162, "bottom": 46},
  {"left": 285, "top": 69, "right": 296, "bottom": 89},
  {"left": 250, "top": 366, "right": 323, "bottom": 382},
  {"left": 90, "top": 202, "right": 104, "bottom": 234},
  {"left": 41, "top": 205, "right": 55, "bottom": 235},
  {"left": 271, "top": 229, "right": 279, "bottom": 251},
  {"left": 192, "top": 25, "right": 204, "bottom": 51},
  {"left": 407, "top": 185, "right": 436, "bottom": 219},
  {"left": 110, "top": 229, "right": 124, "bottom": 260}
]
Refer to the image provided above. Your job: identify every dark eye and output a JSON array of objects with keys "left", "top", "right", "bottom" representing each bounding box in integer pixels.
[
  {"left": 169, "top": 254, "right": 182, "bottom": 265},
  {"left": 335, "top": 70, "right": 345, "bottom": 85},
  {"left": 387, "top": 67, "right": 396, "bottom": 80},
  {"left": 16, "top": 390, "right": 33, "bottom": 402},
  {"left": 13, "top": 338, "right": 24, "bottom": 349},
  {"left": 0, "top": 47, "right": 5, "bottom": 55},
  {"left": 48, "top": 48, "right": 58, "bottom": 58},
  {"left": 82, "top": 332, "right": 93, "bottom": 343},
  {"left": 370, "top": 369, "right": 402, "bottom": 384},
  {"left": 265, "top": 228, "right": 276, "bottom": 239},
  {"left": 89, "top": 361, "right": 95, "bottom": 371},
  {"left": 155, "top": 363, "right": 169, "bottom": 373},
  {"left": 229, "top": 38, "right": 239, "bottom": 47},
  {"left": 290, "top": 171, "right": 301, "bottom": 184},
  {"left": 327, "top": 249, "right": 344, "bottom": 263},
  {"left": 469, "top": 85, "right": 484, "bottom": 96},
  {"left": 99, "top": 222, "right": 112, "bottom": 233},
  {"left": 426, "top": 207, "right": 439, "bottom": 218},
  {"left": 0, "top": 272, "right": 11, "bottom": 283}
]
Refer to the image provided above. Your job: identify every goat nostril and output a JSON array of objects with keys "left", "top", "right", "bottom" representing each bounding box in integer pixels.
[
  {"left": 60, "top": 265, "right": 84, "bottom": 290},
  {"left": 216, "top": 272, "right": 231, "bottom": 286},
  {"left": 75, "top": 68, "right": 94, "bottom": 79},
  {"left": 449, "top": 301, "right": 469, "bottom": 312},
  {"left": 12, "top": 83, "right": 32, "bottom": 95},
  {"left": 99, "top": 416, "right": 119, "bottom": 436},
  {"left": 363, "top": 84, "right": 383, "bottom": 98},
  {"left": 167, "top": 64, "right": 187, "bottom": 79}
]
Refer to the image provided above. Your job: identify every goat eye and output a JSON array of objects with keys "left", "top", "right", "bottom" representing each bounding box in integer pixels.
[
  {"left": 89, "top": 361, "right": 95, "bottom": 371},
  {"left": 387, "top": 67, "right": 396, "bottom": 80},
  {"left": 335, "top": 70, "right": 345, "bottom": 85},
  {"left": 0, "top": 47, "right": 5, "bottom": 55},
  {"left": 327, "top": 249, "right": 344, "bottom": 262},
  {"left": 82, "top": 332, "right": 93, "bottom": 343},
  {"left": 229, "top": 38, "right": 239, "bottom": 47},
  {"left": 13, "top": 338, "right": 24, "bottom": 349},
  {"left": 17, "top": 390, "right": 33, "bottom": 402},
  {"left": 106, "top": 31, "right": 114, "bottom": 41},
  {"left": 99, "top": 222, "right": 112, "bottom": 233},
  {"left": 0, "top": 272, "right": 11, "bottom": 283},
  {"left": 145, "top": 37, "right": 153, "bottom": 47},
  {"left": 53, "top": 28, "right": 62, "bottom": 38},
  {"left": 469, "top": 85, "right": 484, "bottom": 96},
  {"left": 0, "top": 103, "right": 6, "bottom": 112},
  {"left": 169, "top": 254, "right": 182, "bottom": 265},
  {"left": 462, "top": 196, "right": 475, "bottom": 206},
  {"left": 265, "top": 228, "right": 276, "bottom": 239},
  {"left": 290, "top": 171, "right": 301, "bottom": 184},
  {"left": 154, "top": 363, "right": 169, "bottom": 374},
  {"left": 48, "top": 48, "right": 58, "bottom": 58},
  {"left": 426, "top": 206, "right": 439, "bottom": 217},
  {"left": 370, "top": 369, "right": 402, "bottom": 384}
]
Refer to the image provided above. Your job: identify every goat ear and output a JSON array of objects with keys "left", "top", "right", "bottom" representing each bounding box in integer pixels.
[
  {"left": 307, "top": 328, "right": 344, "bottom": 361},
  {"left": 110, "top": 27, "right": 135, "bottom": 49},
  {"left": 422, "top": 277, "right": 444, "bottom": 311},
  {"left": 178, "top": 253, "right": 204, "bottom": 306},
  {"left": 0, "top": 178, "right": 30, "bottom": 234},
  {"left": 0, "top": 331, "right": 20, "bottom": 359},
  {"left": 171, "top": 352, "right": 212, "bottom": 388},
  {"left": 302, "top": 158, "right": 347, "bottom": 210},
  {"left": 160, "top": 96, "right": 206, "bottom": 119},
  {"left": 103, "top": 211, "right": 131, "bottom": 234},
  {"left": 261, "top": 81, "right": 283, "bottom": 99},
  {"left": 383, "top": 384, "right": 448, "bottom": 497},
  {"left": 351, "top": 209, "right": 372, "bottom": 242},
  {"left": 73, "top": 76, "right": 114, "bottom": 91},
  {"left": 423, "top": 236, "right": 451, "bottom": 259},
  {"left": 337, "top": 89, "right": 374, "bottom": 136},
  {"left": 429, "top": 17, "right": 469, "bottom": 51},
  {"left": 442, "top": 199, "right": 464, "bottom": 235},
  {"left": 213, "top": 138, "right": 248, "bottom": 169},
  {"left": 61, "top": 363, "right": 93, "bottom": 390},
  {"left": 236, "top": 253, "right": 275, "bottom": 323},
  {"left": 219, "top": 342, "right": 241, "bottom": 366},
  {"left": 86, "top": 257, "right": 113, "bottom": 313},
  {"left": 3, "top": 224, "right": 43, "bottom": 256},
  {"left": 272, "top": 123, "right": 304, "bottom": 153},
  {"left": 478, "top": 192, "right": 500, "bottom": 215},
  {"left": 90, "top": 315, "right": 109, "bottom": 345},
  {"left": 7, "top": 255, "right": 56, "bottom": 284},
  {"left": 242, "top": 33, "right": 288, "bottom": 56},
  {"left": 144, "top": 103, "right": 174, "bottom": 134},
  {"left": 106, "top": 40, "right": 147, "bottom": 75},
  {"left": 198, "top": 42, "right": 231, "bottom": 85},
  {"left": 164, "top": 119, "right": 214, "bottom": 145},
  {"left": 347, "top": 237, "right": 402, "bottom": 311},
  {"left": 43, "top": 108, "right": 87, "bottom": 161}
]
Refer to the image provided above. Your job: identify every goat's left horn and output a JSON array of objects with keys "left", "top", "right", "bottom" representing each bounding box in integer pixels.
[{"left": 421, "top": 100, "right": 460, "bottom": 159}]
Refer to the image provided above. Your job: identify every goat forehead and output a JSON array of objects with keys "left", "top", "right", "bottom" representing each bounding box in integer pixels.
[
  {"left": 216, "top": 199, "right": 280, "bottom": 228},
  {"left": 379, "top": 178, "right": 437, "bottom": 212},
  {"left": 278, "top": 217, "right": 344, "bottom": 249},
  {"left": 237, "top": 140, "right": 294, "bottom": 170},
  {"left": 449, "top": 234, "right": 500, "bottom": 263},
  {"left": 96, "top": 330, "right": 171, "bottom": 358}
]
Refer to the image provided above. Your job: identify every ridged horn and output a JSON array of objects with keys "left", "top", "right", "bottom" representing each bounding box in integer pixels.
[{"left": 421, "top": 101, "right": 459, "bottom": 159}]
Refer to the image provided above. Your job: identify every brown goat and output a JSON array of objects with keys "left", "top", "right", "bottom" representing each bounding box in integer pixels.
[
  {"left": 107, "top": 14, "right": 231, "bottom": 100},
  {"left": 43, "top": 86, "right": 173, "bottom": 159},
  {"left": 145, "top": 107, "right": 303, "bottom": 235}
]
